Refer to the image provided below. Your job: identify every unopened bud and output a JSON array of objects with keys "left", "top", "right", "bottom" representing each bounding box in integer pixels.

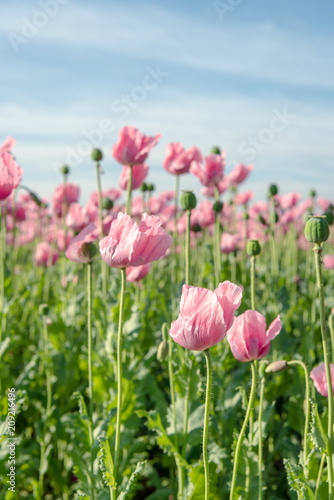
[
  {"left": 91, "top": 148, "right": 103, "bottom": 162},
  {"left": 323, "top": 209, "right": 334, "bottom": 226},
  {"left": 140, "top": 182, "right": 148, "bottom": 192},
  {"left": 246, "top": 240, "right": 261, "bottom": 257},
  {"left": 265, "top": 360, "right": 289, "bottom": 374},
  {"left": 268, "top": 184, "right": 278, "bottom": 197},
  {"left": 213, "top": 201, "right": 223, "bottom": 214},
  {"left": 81, "top": 242, "right": 98, "bottom": 261},
  {"left": 102, "top": 198, "right": 114, "bottom": 210},
  {"left": 146, "top": 183, "right": 155, "bottom": 192},
  {"left": 309, "top": 189, "right": 317, "bottom": 198},
  {"left": 304, "top": 216, "right": 330, "bottom": 244},
  {"left": 180, "top": 191, "right": 197, "bottom": 210},
  {"left": 60, "top": 165, "right": 70, "bottom": 175},
  {"left": 211, "top": 146, "right": 221, "bottom": 155},
  {"left": 157, "top": 341, "right": 169, "bottom": 361},
  {"left": 192, "top": 223, "right": 202, "bottom": 233}
]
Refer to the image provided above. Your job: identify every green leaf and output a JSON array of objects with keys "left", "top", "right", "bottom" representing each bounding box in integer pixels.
[
  {"left": 309, "top": 398, "right": 328, "bottom": 453},
  {"left": 98, "top": 437, "right": 116, "bottom": 489},
  {"left": 284, "top": 459, "right": 316, "bottom": 499},
  {"left": 0, "top": 337, "right": 10, "bottom": 358},
  {"left": 185, "top": 465, "right": 205, "bottom": 500},
  {"left": 137, "top": 410, "right": 189, "bottom": 468},
  {"left": 117, "top": 460, "right": 146, "bottom": 500}
]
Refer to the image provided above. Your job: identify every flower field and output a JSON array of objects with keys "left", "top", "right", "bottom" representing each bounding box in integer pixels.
[{"left": 1, "top": 129, "right": 334, "bottom": 500}]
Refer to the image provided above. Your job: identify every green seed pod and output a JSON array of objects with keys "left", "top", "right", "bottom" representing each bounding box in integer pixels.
[
  {"left": 244, "top": 212, "right": 249, "bottom": 220},
  {"left": 91, "top": 148, "right": 103, "bottom": 162},
  {"left": 180, "top": 191, "right": 197, "bottom": 210},
  {"left": 211, "top": 146, "right": 221, "bottom": 155},
  {"left": 191, "top": 223, "right": 202, "bottom": 233},
  {"left": 60, "top": 164, "right": 70, "bottom": 175},
  {"left": 157, "top": 341, "right": 169, "bottom": 362},
  {"left": 146, "top": 183, "right": 155, "bottom": 192},
  {"left": 309, "top": 189, "right": 317, "bottom": 198},
  {"left": 102, "top": 198, "right": 114, "bottom": 210},
  {"left": 268, "top": 183, "right": 278, "bottom": 196},
  {"left": 304, "top": 216, "right": 330, "bottom": 243},
  {"left": 213, "top": 200, "right": 223, "bottom": 214},
  {"left": 246, "top": 239, "right": 261, "bottom": 257},
  {"left": 265, "top": 360, "right": 288, "bottom": 374},
  {"left": 323, "top": 209, "right": 334, "bottom": 226},
  {"left": 81, "top": 242, "right": 98, "bottom": 261},
  {"left": 140, "top": 182, "right": 148, "bottom": 192}
]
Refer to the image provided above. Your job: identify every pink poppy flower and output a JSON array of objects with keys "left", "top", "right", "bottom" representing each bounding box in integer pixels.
[
  {"left": 52, "top": 183, "right": 80, "bottom": 218},
  {"left": 65, "top": 222, "right": 99, "bottom": 263},
  {"left": 119, "top": 163, "right": 149, "bottom": 191},
  {"left": 0, "top": 136, "right": 16, "bottom": 154},
  {"left": 169, "top": 281, "right": 242, "bottom": 351},
  {"left": 99, "top": 212, "right": 172, "bottom": 268},
  {"left": 34, "top": 242, "right": 59, "bottom": 267},
  {"left": 221, "top": 233, "right": 240, "bottom": 254},
  {"left": 0, "top": 152, "right": 23, "bottom": 205},
  {"left": 323, "top": 255, "right": 334, "bottom": 270},
  {"left": 226, "top": 164, "right": 253, "bottom": 186},
  {"left": 66, "top": 203, "right": 89, "bottom": 232},
  {"left": 112, "top": 125, "right": 161, "bottom": 166},
  {"left": 310, "top": 363, "right": 334, "bottom": 397},
  {"left": 190, "top": 153, "right": 225, "bottom": 187},
  {"left": 126, "top": 263, "right": 152, "bottom": 282},
  {"left": 278, "top": 192, "right": 301, "bottom": 210},
  {"left": 235, "top": 190, "right": 253, "bottom": 206},
  {"left": 227, "top": 310, "right": 281, "bottom": 362},
  {"left": 163, "top": 142, "right": 202, "bottom": 175}
]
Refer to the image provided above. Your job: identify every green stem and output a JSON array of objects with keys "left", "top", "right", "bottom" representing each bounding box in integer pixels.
[
  {"left": 287, "top": 360, "right": 310, "bottom": 472},
  {"left": 230, "top": 361, "right": 257, "bottom": 500},
  {"left": 96, "top": 161, "right": 107, "bottom": 295},
  {"left": 250, "top": 256, "right": 256, "bottom": 311},
  {"left": 0, "top": 207, "right": 5, "bottom": 346},
  {"left": 329, "top": 313, "right": 334, "bottom": 365},
  {"left": 185, "top": 209, "right": 191, "bottom": 286},
  {"left": 214, "top": 187, "right": 221, "bottom": 287},
  {"left": 114, "top": 268, "right": 126, "bottom": 496},
  {"left": 166, "top": 328, "right": 183, "bottom": 496},
  {"left": 126, "top": 166, "right": 133, "bottom": 216},
  {"left": 203, "top": 349, "right": 212, "bottom": 500},
  {"left": 258, "top": 372, "right": 265, "bottom": 500},
  {"left": 313, "top": 243, "right": 333, "bottom": 498},
  {"left": 43, "top": 317, "right": 52, "bottom": 415},
  {"left": 174, "top": 175, "right": 180, "bottom": 233},
  {"left": 315, "top": 453, "right": 326, "bottom": 499},
  {"left": 87, "top": 262, "right": 95, "bottom": 500}
]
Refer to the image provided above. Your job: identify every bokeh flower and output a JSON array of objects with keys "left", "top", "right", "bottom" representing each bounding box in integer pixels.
[{"left": 310, "top": 363, "right": 334, "bottom": 397}]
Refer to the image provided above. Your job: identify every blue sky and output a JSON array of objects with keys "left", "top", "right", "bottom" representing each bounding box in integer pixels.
[{"left": 1, "top": 0, "right": 334, "bottom": 204}]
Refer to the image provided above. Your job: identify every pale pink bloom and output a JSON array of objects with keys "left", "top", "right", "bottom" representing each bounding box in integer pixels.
[
  {"left": 227, "top": 310, "right": 281, "bottom": 362},
  {"left": 102, "top": 214, "right": 117, "bottom": 235},
  {"left": 163, "top": 143, "right": 202, "bottom": 175},
  {"left": 35, "top": 242, "right": 59, "bottom": 267},
  {"left": 226, "top": 164, "right": 253, "bottom": 186},
  {"left": 99, "top": 212, "right": 172, "bottom": 268},
  {"left": 278, "top": 192, "right": 301, "bottom": 210},
  {"left": 235, "top": 190, "right": 253, "bottom": 206},
  {"left": 323, "top": 255, "right": 334, "bottom": 270},
  {"left": 0, "top": 152, "right": 23, "bottom": 205},
  {"left": 190, "top": 153, "right": 225, "bottom": 187},
  {"left": 0, "top": 136, "right": 16, "bottom": 154},
  {"left": 201, "top": 177, "right": 229, "bottom": 197},
  {"left": 195, "top": 201, "right": 215, "bottom": 228},
  {"left": 119, "top": 163, "right": 149, "bottom": 191},
  {"left": 66, "top": 203, "right": 89, "bottom": 232},
  {"left": 169, "top": 281, "right": 242, "bottom": 351},
  {"left": 126, "top": 263, "right": 152, "bottom": 282},
  {"left": 310, "top": 363, "right": 334, "bottom": 397},
  {"left": 159, "top": 190, "right": 175, "bottom": 204},
  {"left": 112, "top": 125, "right": 161, "bottom": 166},
  {"left": 131, "top": 196, "right": 144, "bottom": 217},
  {"left": 65, "top": 222, "right": 99, "bottom": 263},
  {"left": 56, "top": 229, "right": 74, "bottom": 252},
  {"left": 317, "top": 197, "right": 331, "bottom": 212},
  {"left": 221, "top": 233, "right": 240, "bottom": 254},
  {"left": 52, "top": 183, "right": 80, "bottom": 217}
]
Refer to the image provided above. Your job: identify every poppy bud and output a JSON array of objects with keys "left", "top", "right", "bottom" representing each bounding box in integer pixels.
[
  {"left": 268, "top": 184, "right": 278, "bottom": 196},
  {"left": 157, "top": 341, "right": 169, "bottom": 361},
  {"left": 60, "top": 165, "right": 70, "bottom": 175},
  {"left": 147, "top": 183, "right": 155, "bottom": 192},
  {"left": 180, "top": 191, "right": 197, "bottom": 210},
  {"left": 211, "top": 146, "right": 221, "bottom": 155},
  {"left": 213, "top": 201, "right": 223, "bottom": 214},
  {"left": 246, "top": 240, "right": 261, "bottom": 257},
  {"left": 102, "top": 198, "right": 114, "bottom": 210},
  {"left": 304, "top": 216, "right": 330, "bottom": 243},
  {"left": 140, "top": 182, "right": 148, "bottom": 192},
  {"left": 265, "top": 360, "right": 288, "bottom": 373},
  {"left": 91, "top": 148, "right": 103, "bottom": 162}
]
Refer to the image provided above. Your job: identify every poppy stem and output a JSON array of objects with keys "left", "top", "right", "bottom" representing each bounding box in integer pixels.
[
  {"left": 185, "top": 209, "right": 191, "bottom": 286},
  {"left": 126, "top": 165, "right": 133, "bottom": 216},
  {"left": 230, "top": 361, "right": 257, "bottom": 500},
  {"left": 114, "top": 267, "right": 126, "bottom": 496},
  {"left": 313, "top": 243, "right": 333, "bottom": 498},
  {"left": 203, "top": 348, "right": 212, "bottom": 500},
  {"left": 87, "top": 261, "right": 95, "bottom": 500},
  {"left": 214, "top": 187, "right": 221, "bottom": 287}
]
